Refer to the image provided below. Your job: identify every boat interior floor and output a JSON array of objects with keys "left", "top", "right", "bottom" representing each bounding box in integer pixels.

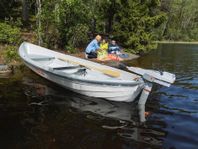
[{"left": 29, "top": 54, "right": 140, "bottom": 82}]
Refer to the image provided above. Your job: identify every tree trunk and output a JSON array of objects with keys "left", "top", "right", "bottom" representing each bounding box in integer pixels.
[
  {"left": 36, "top": 0, "right": 42, "bottom": 45},
  {"left": 22, "top": 0, "right": 29, "bottom": 24},
  {"left": 106, "top": 0, "right": 116, "bottom": 34}
]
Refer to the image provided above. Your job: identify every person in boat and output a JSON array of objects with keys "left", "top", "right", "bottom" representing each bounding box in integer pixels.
[
  {"left": 108, "top": 40, "right": 121, "bottom": 55},
  {"left": 85, "top": 35, "right": 102, "bottom": 59},
  {"left": 97, "top": 38, "right": 109, "bottom": 60}
]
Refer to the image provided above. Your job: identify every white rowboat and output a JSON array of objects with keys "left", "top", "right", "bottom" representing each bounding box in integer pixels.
[
  {"left": 19, "top": 42, "right": 176, "bottom": 122},
  {"left": 19, "top": 42, "right": 145, "bottom": 102}
]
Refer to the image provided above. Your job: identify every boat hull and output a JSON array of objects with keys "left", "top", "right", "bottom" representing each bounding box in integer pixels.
[{"left": 25, "top": 61, "right": 143, "bottom": 102}]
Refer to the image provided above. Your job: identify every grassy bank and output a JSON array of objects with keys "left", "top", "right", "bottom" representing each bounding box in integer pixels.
[{"left": 0, "top": 44, "right": 22, "bottom": 65}]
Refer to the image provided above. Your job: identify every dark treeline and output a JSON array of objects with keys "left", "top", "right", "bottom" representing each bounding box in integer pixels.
[{"left": 0, "top": 0, "right": 198, "bottom": 56}]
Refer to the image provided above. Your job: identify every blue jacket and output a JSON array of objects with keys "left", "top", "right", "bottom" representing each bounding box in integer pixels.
[{"left": 85, "top": 39, "right": 100, "bottom": 53}]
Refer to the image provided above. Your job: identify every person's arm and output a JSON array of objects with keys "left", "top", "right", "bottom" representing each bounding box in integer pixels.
[
  {"left": 118, "top": 45, "right": 123, "bottom": 51},
  {"left": 115, "top": 44, "right": 121, "bottom": 51},
  {"left": 93, "top": 40, "right": 100, "bottom": 52},
  {"left": 95, "top": 41, "right": 100, "bottom": 50}
]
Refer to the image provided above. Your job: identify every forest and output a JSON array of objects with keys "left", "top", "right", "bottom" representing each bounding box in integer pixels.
[{"left": 0, "top": 0, "right": 198, "bottom": 62}]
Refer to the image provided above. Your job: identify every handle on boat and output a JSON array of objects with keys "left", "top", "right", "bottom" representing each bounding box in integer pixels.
[{"left": 58, "top": 57, "right": 120, "bottom": 78}]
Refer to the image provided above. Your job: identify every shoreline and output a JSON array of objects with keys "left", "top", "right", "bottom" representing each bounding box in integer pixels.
[
  {"left": 2, "top": 40, "right": 196, "bottom": 65},
  {"left": 70, "top": 52, "right": 140, "bottom": 67},
  {"left": 155, "top": 41, "right": 198, "bottom": 45},
  {"left": 0, "top": 43, "right": 140, "bottom": 68}
]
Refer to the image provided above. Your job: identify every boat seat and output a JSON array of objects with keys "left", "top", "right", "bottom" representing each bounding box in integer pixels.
[
  {"left": 52, "top": 65, "right": 81, "bottom": 70},
  {"left": 29, "top": 55, "right": 55, "bottom": 61},
  {"left": 56, "top": 67, "right": 87, "bottom": 76}
]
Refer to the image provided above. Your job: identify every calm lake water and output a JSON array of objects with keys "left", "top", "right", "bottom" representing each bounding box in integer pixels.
[{"left": 0, "top": 43, "right": 198, "bottom": 149}]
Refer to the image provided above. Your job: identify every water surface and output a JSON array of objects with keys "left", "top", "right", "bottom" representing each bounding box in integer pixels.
[{"left": 0, "top": 43, "right": 198, "bottom": 149}]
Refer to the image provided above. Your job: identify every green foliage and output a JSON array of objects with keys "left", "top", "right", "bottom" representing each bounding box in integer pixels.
[
  {"left": 0, "top": 0, "right": 197, "bottom": 56},
  {"left": 34, "top": 0, "right": 166, "bottom": 53},
  {"left": 112, "top": 0, "right": 164, "bottom": 53},
  {"left": 0, "top": 0, "right": 21, "bottom": 20},
  {"left": 189, "top": 28, "right": 198, "bottom": 41},
  {"left": 39, "top": 0, "right": 90, "bottom": 50},
  {"left": 67, "top": 24, "right": 89, "bottom": 48},
  {"left": 0, "top": 22, "right": 21, "bottom": 44},
  {"left": 65, "top": 45, "right": 78, "bottom": 54},
  {"left": 3, "top": 45, "right": 20, "bottom": 62},
  {"left": 160, "top": 0, "right": 198, "bottom": 41}
]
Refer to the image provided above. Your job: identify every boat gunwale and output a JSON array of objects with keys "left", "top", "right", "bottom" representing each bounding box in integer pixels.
[{"left": 23, "top": 58, "right": 144, "bottom": 87}]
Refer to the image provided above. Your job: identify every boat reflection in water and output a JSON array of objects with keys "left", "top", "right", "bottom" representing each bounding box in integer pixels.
[
  {"left": 21, "top": 75, "right": 165, "bottom": 148},
  {"left": 22, "top": 77, "right": 146, "bottom": 123}
]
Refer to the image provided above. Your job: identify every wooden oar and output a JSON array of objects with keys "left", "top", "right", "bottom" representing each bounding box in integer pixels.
[{"left": 58, "top": 57, "right": 120, "bottom": 78}]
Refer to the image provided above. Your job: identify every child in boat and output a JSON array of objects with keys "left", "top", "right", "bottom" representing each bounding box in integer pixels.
[
  {"left": 108, "top": 40, "right": 121, "bottom": 55},
  {"left": 85, "top": 35, "right": 102, "bottom": 59},
  {"left": 107, "top": 40, "right": 125, "bottom": 61},
  {"left": 97, "top": 39, "right": 109, "bottom": 60}
]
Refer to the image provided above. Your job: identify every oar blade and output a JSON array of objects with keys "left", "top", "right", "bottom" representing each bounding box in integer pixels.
[{"left": 101, "top": 69, "right": 120, "bottom": 77}]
